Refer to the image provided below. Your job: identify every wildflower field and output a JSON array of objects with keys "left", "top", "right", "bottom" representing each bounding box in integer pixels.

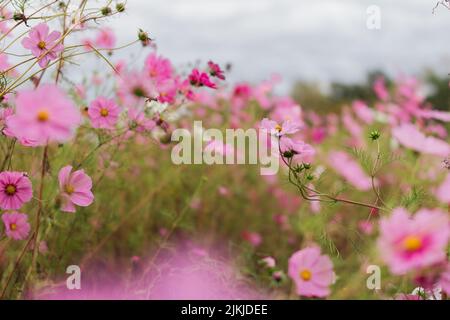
[{"left": 0, "top": 1, "right": 449, "bottom": 300}]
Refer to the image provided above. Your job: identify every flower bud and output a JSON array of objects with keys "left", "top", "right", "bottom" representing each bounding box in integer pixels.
[
  {"left": 116, "top": 3, "right": 125, "bottom": 12},
  {"left": 369, "top": 130, "right": 380, "bottom": 141},
  {"left": 100, "top": 6, "right": 112, "bottom": 16}
]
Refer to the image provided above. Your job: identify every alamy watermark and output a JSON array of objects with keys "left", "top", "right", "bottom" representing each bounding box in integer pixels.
[{"left": 170, "top": 121, "right": 280, "bottom": 175}]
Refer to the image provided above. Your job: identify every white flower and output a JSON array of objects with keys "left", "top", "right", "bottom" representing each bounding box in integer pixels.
[{"left": 146, "top": 100, "right": 168, "bottom": 115}]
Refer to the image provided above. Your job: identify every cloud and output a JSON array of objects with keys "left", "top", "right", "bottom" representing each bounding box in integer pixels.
[{"left": 108, "top": 0, "right": 450, "bottom": 92}]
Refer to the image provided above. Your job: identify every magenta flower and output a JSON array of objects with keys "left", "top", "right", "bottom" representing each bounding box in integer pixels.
[
  {"left": 0, "top": 171, "right": 33, "bottom": 210},
  {"left": 378, "top": 208, "right": 450, "bottom": 275},
  {"left": 208, "top": 61, "right": 225, "bottom": 80},
  {"left": 58, "top": 166, "right": 94, "bottom": 213},
  {"left": 1, "top": 212, "right": 30, "bottom": 240},
  {"left": 6, "top": 85, "right": 81, "bottom": 146},
  {"left": 188, "top": 69, "right": 217, "bottom": 89},
  {"left": 260, "top": 118, "right": 301, "bottom": 136},
  {"left": 21, "top": 23, "right": 64, "bottom": 68},
  {"left": 88, "top": 97, "right": 121, "bottom": 129},
  {"left": 288, "top": 246, "right": 334, "bottom": 298}
]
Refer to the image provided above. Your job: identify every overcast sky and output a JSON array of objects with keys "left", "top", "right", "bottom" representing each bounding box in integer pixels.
[{"left": 108, "top": 0, "right": 450, "bottom": 92}]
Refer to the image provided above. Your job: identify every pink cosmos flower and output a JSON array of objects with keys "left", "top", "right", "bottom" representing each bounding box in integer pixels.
[
  {"left": 261, "top": 257, "right": 276, "bottom": 269},
  {"left": 0, "top": 171, "right": 33, "bottom": 210},
  {"left": 94, "top": 28, "right": 116, "bottom": 50},
  {"left": 6, "top": 85, "right": 80, "bottom": 145},
  {"left": 260, "top": 118, "right": 301, "bottom": 136},
  {"left": 0, "top": 53, "right": 11, "bottom": 72},
  {"left": 21, "top": 23, "right": 64, "bottom": 68},
  {"left": 127, "top": 108, "right": 156, "bottom": 133},
  {"left": 352, "top": 100, "right": 374, "bottom": 124},
  {"left": 208, "top": 61, "right": 225, "bottom": 80},
  {"left": 117, "top": 71, "right": 157, "bottom": 107},
  {"left": 279, "top": 137, "right": 315, "bottom": 160},
  {"left": 392, "top": 124, "right": 450, "bottom": 157},
  {"left": 188, "top": 69, "right": 217, "bottom": 89},
  {"left": 58, "top": 165, "right": 94, "bottom": 213},
  {"left": 145, "top": 53, "right": 172, "bottom": 83},
  {"left": 435, "top": 173, "right": 450, "bottom": 204},
  {"left": 241, "top": 231, "right": 262, "bottom": 247},
  {"left": 328, "top": 151, "right": 373, "bottom": 191},
  {"left": 288, "top": 246, "right": 334, "bottom": 298},
  {"left": 0, "top": 8, "right": 12, "bottom": 35},
  {"left": 377, "top": 207, "right": 450, "bottom": 275},
  {"left": 88, "top": 97, "right": 120, "bottom": 129},
  {"left": 1, "top": 212, "right": 30, "bottom": 240},
  {"left": 373, "top": 77, "right": 389, "bottom": 101}
]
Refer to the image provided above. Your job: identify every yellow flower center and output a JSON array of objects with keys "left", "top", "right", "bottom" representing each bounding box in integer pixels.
[
  {"left": 300, "top": 269, "right": 312, "bottom": 281},
  {"left": 403, "top": 236, "right": 422, "bottom": 252},
  {"left": 275, "top": 124, "right": 283, "bottom": 132},
  {"left": 37, "top": 109, "right": 50, "bottom": 122},
  {"left": 5, "top": 184, "right": 16, "bottom": 195},
  {"left": 37, "top": 41, "right": 46, "bottom": 49},
  {"left": 65, "top": 184, "right": 75, "bottom": 195},
  {"left": 10, "top": 223, "right": 17, "bottom": 231},
  {"left": 100, "top": 108, "right": 109, "bottom": 117}
]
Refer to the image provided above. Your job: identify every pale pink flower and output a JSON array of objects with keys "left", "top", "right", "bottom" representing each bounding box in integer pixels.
[
  {"left": 127, "top": 108, "right": 155, "bottom": 133},
  {"left": 0, "top": 53, "right": 11, "bottom": 72},
  {"left": 417, "top": 109, "right": 450, "bottom": 122},
  {"left": 0, "top": 171, "right": 33, "bottom": 210},
  {"left": 352, "top": 100, "right": 374, "bottom": 124},
  {"left": 88, "top": 97, "right": 120, "bottom": 129},
  {"left": 358, "top": 220, "right": 374, "bottom": 235},
  {"left": 94, "top": 28, "right": 116, "bottom": 50},
  {"left": 58, "top": 165, "right": 94, "bottom": 213},
  {"left": 2, "top": 212, "right": 30, "bottom": 240},
  {"left": 373, "top": 77, "right": 389, "bottom": 101},
  {"left": 260, "top": 118, "right": 301, "bottom": 136},
  {"left": 261, "top": 257, "right": 276, "bottom": 269},
  {"left": 288, "top": 246, "right": 334, "bottom": 298},
  {"left": 117, "top": 71, "right": 157, "bottom": 107},
  {"left": 378, "top": 207, "right": 450, "bottom": 275},
  {"left": 392, "top": 124, "right": 450, "bottom": 157},
  {"left": 0, "top": 8, "right": 12, "bottom": 35},
  {"left": 204, "top": 140, "right": 235, "bottom": 157},
  {"left": 435, "top": 173, "right": 450, "bottom": 204},
  {"left": 279, "top": 137, "right": 315, "bottom": 160},
  {"left": 328, "top": 151, "right": 373, "bottom": 191},
  {"left": 21, "top": 23, "right": 64, "bottom": 68},
  {"left": 6, "top": 85, "right": 80, "bottom": 145},
  {"left": 145, "top": 53, "right": 172, "bottom": 83}
]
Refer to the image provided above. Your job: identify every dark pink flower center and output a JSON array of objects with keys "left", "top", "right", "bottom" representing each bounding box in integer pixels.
[{"left": 5, "top": 184, "right": 16, "bottom": 195}]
